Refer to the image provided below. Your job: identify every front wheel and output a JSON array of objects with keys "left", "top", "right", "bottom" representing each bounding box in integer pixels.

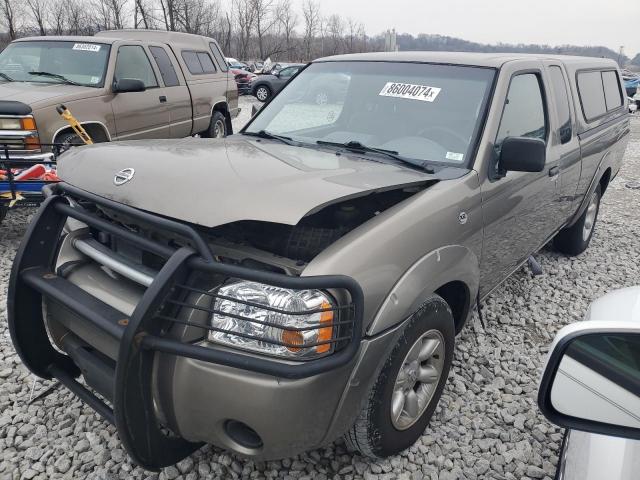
[
  {"left": 553, "top": 184, "right": 601, "bottom": 256},
  {"left": 254, "top": 85, "right": 271, "bottom": 102},
  {"left": 345, "top": 295, "right": 454, "bottom": 458}
]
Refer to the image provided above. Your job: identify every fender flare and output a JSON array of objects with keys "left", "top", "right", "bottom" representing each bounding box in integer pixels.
[
  {"left": 366, "top": 244, "right": 480, "bottom": 336},
  {"left": 566, "top": 151, "right": 610, "bottom": 228},
  {"left": 52, "top": 121, "right": 112, "bottom": 143}
]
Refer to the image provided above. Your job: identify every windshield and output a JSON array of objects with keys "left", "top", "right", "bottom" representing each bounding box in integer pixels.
[
  {"left": 245, "top": 61, "right": 496, "bottom": 167},
  {"left": 0, "top": 41, "right": 111, "bottom": 87}
]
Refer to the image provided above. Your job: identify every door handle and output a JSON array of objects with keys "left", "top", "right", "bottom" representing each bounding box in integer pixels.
[
  {"left": 548, "top": 166, "right": 559, "bottom": 177},
  {"left": 159, "top": 95, "right": 167, "bottom": 103}
]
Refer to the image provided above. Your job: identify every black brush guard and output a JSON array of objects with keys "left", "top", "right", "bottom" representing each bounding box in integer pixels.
[{"left": 8, "top": 182, "right": 364, "bottom": 470}]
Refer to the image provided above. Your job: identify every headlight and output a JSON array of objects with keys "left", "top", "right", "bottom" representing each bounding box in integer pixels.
[
  {"left": 208, "top": 281, "right": 336, "bottom": 359},
  {"left": 0, "top": 118, "right": 22, "bottom": 129}
]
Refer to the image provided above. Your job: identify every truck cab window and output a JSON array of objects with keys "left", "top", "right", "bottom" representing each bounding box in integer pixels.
[
  {"left": 149, "top": 46, "right": 180, "bottom": 87},
  {"left": 495, "top": 73, "right": 547, "bottom": 150},
  {"left": 114, "top": 45, "right": 158, "bottom": 88},
  {"left": 549, "top": 66, "right": 572, "bottom": 144}
]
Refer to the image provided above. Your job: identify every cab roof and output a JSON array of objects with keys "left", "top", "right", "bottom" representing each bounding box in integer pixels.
[{"left": 315, "top": 51, "right": 620, "bottom": 70}]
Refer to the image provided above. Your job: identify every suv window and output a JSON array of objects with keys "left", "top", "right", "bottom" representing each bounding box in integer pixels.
[
  {"left": 549, "top": 66, "right": 572, "bottom": 144},
  {"left": 114, "top": 45, "right": 158, "bottom": 88},
  {"left": 209, "top": 42, "right": 228, "bottom": 72},
  {"left": 577, "top": 71, "right": 607, "bottom": 121},
  {"left": 149, "top": 46, "right": 179, "bottom": 87},
  {"left": 496, "top": 73, "right": 547, "bottom": 148},
  {"left": 197, "top": 52, "right": 216, "bottom": 73},
  {"left": 279, "top": 66, "right": 299, "bottom": 78},
  {"left": 181, "top": 51, "right": 216, "bottom": 75},
  {"left": 602, "top": 70, "right": 623, "bottom": 111}
]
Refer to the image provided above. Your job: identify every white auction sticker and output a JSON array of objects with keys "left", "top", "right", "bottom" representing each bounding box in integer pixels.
[
  {"left": 379, "top": 82, "right": 441, "bottom": 102},
  {"left": 446, "top": 151, "right": 464, "bottom": 162},
  {"left": 72, "top": 43, "right": 101, "bottom": 52}
]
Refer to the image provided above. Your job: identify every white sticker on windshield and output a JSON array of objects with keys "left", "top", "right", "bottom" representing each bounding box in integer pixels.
[
  {"left": 72, "top": 43, "right": 101, "bottom": 52},
  {"left": 446, "top": 151, "right": 464, "bottom": 162},
  {"left": 90, "top": 76, "right": 100, "bottom": 84},
  {"left": 379, "top": 82, "right": 441, "bottom": 102}
]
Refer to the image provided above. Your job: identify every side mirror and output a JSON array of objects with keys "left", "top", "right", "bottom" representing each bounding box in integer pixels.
[
  {"left": 499, "top": 136, "right": 546, "bottom": 173},
  {"left": 113, "top": 78, "right": 146, "bottom": 93},
  {"left": 538, "top": 322, "right": 640, "bottom": 440}
]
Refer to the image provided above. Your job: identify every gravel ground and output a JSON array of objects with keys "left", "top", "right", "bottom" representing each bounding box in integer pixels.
[{"left": 1, "top": 100, "right": 640, "bottom": 480}]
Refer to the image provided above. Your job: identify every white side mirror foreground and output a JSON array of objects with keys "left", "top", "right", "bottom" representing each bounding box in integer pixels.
[{"left": 538, "top": 321, "right": 640, "bottom": 440}]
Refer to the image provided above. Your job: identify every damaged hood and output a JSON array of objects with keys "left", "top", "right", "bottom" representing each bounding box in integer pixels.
[{"left": 57, "top": 136, "right": 436, "bottom": 228}]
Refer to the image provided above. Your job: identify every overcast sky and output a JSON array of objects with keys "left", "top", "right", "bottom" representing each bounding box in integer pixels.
[{"left": 294, "top": 0, "right": 640, "bottom": 58}]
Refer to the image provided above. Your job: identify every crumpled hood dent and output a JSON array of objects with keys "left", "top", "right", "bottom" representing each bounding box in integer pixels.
[{"left": 58, "top": 136, "right": 438, "bottom": 228}]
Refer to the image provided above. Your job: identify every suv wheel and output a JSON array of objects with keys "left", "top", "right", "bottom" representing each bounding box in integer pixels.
[
  {"left": 255, "top": 85, "right": 271, "bottom": 102},
  {"left": 55, "top": 132, "right": 84, "bottom": 154},
  {"left": 345, "top": 295, "right": 454, "bottom": 458},
  {"left": 202, "top": 111, "right": 227, "bottom": 138},
  {"left": 553, "top": 184, "right": 601, "bottom": 256}
]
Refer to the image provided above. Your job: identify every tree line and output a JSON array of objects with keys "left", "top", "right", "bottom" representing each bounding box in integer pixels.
[{"left": 0, "top": 0, "right": 632, "bottom": 65}]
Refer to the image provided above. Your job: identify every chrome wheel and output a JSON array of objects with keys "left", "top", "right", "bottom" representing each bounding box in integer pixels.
[
  {"left": 390, "top": 329, "right": 445, "bottom": 430},
  {"left": 256, "top": 87, "right": 269, "bottom": 102},
  {"left": 213, "top": 119, "right": 225, "bottom": 138},
  {"left": 582, "top": 191, "right": 599, "bottom": 242}
]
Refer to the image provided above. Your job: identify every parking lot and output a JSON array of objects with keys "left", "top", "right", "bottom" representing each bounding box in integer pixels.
[{"left": 0, "top": 98, "right": 639, "bottom": 480}]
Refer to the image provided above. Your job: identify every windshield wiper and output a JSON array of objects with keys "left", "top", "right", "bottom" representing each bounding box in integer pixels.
[
  {"left": 243, "top": 130, "right": 299, "bottom": 146},
  {"left": 316, "top": 140, "right": 435, "bottom": 173},
  {"left": 28, "top": 71, "right": 82, "bottom": 86},
  {"left": 0, "top": 72, "right": 14, "bottom": 82}
]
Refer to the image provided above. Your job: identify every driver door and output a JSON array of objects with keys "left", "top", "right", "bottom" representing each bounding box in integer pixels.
[
  {"left": 479, "top": 67, "right": 561, "bottom": 295},
  {"left": 110, "top": 44, "right": 171, "bottom": 140}
]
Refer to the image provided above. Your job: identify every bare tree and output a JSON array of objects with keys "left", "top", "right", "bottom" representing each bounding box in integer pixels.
[
  {"left": 234, "top": 0, "right": 256, "bottom": 60},
  {"left": 25, "top": 0, "right": 47, "bottom": 35},
  {"left": 0, "top": 0, "right": 21, "bottom": 40},
  {"left": 301, "top": 0, "right": 319, "bottom": 60},
  {"left": 277, "top": 0, "right": 296, "bottom": 58}
]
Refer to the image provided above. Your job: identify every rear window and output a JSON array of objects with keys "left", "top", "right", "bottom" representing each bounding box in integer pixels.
[
  {"left": 181, "top": 50, "right": 216, "bottom": 75},
  {"left": 577, "top": 69, "right": 623, "bottom": 122},
  {"left": 602, "top": 71, "right": 622, "bottom": 110},
  {"left": 209, "top": 42, "right": 228, "bottom": 72},
  {"left": 149, "top": 46, "right": 180, "bottom": 87},
  {"left": 197, "top": 52, "right": 216, "bottom": 73}
]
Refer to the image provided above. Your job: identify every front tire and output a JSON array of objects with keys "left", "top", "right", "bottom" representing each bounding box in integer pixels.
[
  {"left": 55, "top": 132, "right": 84, "bottom": 154},
  {"left": 255, "top": 85, "right": 271, "bottom": 102},
  {"left": 553, "top": 184, "right": 601, "bottom": 256},
  {"left": 345, "top": 295, "right": 455, "bottom": 458}
]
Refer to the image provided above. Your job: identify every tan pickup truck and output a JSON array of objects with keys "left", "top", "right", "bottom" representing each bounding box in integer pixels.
[{"left": 0, "top": 29, "right": 238, "bottom": 158}]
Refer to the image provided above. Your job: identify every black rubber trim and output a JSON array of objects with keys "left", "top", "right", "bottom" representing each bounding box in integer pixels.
[{"left": 0, "top": 100, "right": 32, "bottom": 115}]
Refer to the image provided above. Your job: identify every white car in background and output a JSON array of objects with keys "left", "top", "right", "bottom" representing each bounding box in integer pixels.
[{"left": 538, "top": 287, "right": 640, "bottom": 480}]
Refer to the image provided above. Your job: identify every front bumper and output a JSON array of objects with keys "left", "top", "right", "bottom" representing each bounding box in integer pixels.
[{"left": 8, "top": 183, "right": 365, "bottom": 469}]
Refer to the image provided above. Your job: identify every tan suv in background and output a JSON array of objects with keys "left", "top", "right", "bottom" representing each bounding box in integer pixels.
[{"left": 0, "top": 29, "right": 238, "bottom": 157}]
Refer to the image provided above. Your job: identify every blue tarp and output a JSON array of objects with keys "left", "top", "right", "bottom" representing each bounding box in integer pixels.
[{"left": 625, "top": 78, "right": 640, "bottom": 88}]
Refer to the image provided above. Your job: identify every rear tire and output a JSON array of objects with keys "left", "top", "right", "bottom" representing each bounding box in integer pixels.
[
  {"left": 345, "top": 295, "right": 455, "bottom": 458},
  {"left": 255, "top": 85, "right": 271, "bottom": 102},
  {"left": 553, "top": 184, "right": 601, "bottom": 256},
  {"left": 202, "top": 111, "right": 227, "bottom": 138}
]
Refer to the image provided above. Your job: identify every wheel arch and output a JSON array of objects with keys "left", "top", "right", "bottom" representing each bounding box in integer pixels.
[
  {"left": 367, "top": 245, "right": 480, "bottom": 336},
  {"left": 52, "top": 122, "right": 111, "bottom": 144},
  {"left": 211, "top": 101, "right": 233, "bottom": 135},
  {"left": 599, "top": 167, "right": 612, "bottom": 194}
]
